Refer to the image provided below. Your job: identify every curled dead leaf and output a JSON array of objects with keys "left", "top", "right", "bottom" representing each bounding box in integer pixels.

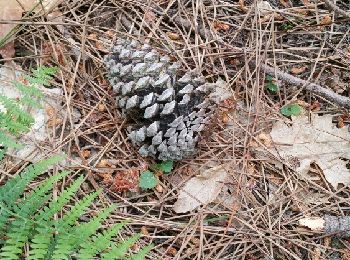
[
  {"left": 320, "top": 15, "right": 332, "bottom": 26},
  {"left": 166, "top": 32, "right": 180, "bottom": 40},
  {"left": 213, "top": 21, "right": 230, "bottom": 31},
  {"left": 290, "top": 66, "right": 307, "bottom": 75}
]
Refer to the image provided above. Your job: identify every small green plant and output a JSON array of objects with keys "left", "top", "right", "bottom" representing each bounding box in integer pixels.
[
  {"left": 139, "top": 161, "right": 174, "bottom": 190},
  {"left": 0, "top": 155, "right": 152, "bottom": 259},
  {"left": 280, "top": 103, "right": 303, "bottom": 117},
  {"left": 152, "top": 160, "right": 173, "bottom": 174},
  {"left": 281, "top": 21, "right": 294, "bottom": 30},
  {"left": 265, "top": 75, "right": 279, "bottom": 93},
  {"left": 139, "top": 171, "right": 158, "bottom": 190},
  {"left": 0, "top": 66, "right": 57, "bottom": 152}
]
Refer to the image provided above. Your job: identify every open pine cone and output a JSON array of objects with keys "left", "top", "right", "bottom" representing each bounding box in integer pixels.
[{"left": 105, "top": 38, "right": 219, "bottom": 160}]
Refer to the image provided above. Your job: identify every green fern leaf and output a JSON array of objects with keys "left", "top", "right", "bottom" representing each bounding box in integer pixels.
[
  {"left": 28, "top": 227, "right": 55, "bottom": 260},
  {"left": 101, "top": 234, "right": 140, "bottom": 260},
  {"left": 0, "top": 156, "right": 63, "bottom": 209},
  {"left": 35, "top": 175, "right": 85, "bottom": 222},
  {"left": 0, "top": 219, "right": 33, "bottom": 259},
  {"left": 0, "top": 132, "right": 20, "bottom": 149},
  {"left": 0, "top": 155, "right": 63, "bottom": 206},
  {"left": 52, "top": 206, "right": 116, "bottom": 259},
  {"left": 58, "top": 190, "right": 101, "bottom": 229},
  {"left": 28, "top": 66, "right": 58, "bottom": 86},
  {"left": 0, "top": 156, "right": 63, "bottom": 232},
  {"left": 77, "top": 222, "right": 126, "bottom": 259}
]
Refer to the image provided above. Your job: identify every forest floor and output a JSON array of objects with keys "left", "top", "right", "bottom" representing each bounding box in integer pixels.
[{"left": 1, "top": 0, "right": 350, "bottom": 259}]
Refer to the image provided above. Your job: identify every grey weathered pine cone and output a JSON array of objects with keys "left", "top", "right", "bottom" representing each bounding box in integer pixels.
[{"left": 104, "top": 38, "right": 219, "bottom": 160}]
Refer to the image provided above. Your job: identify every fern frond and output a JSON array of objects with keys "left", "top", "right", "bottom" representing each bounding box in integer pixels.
[
  {"left": 0, "top": 155, "right": 63, "bottom": 207},
  {"left": 58, "top": 190, "right": 101, "bottom": 229},
  {"left": 14, "top": 171, "right": 71, "bottom": 216},
  {"left": 77, "top": 222, "right": 126, "bottom": 259},
  {"left": 52, "top": 206, "right": 116, "bottom": 259},
  {"left": 28, "top": 66, "right": 58, "bottom": 86},
  {"left": 0, "top": 218, "right": 34, "bottom": 259},
  {"left": 28, "top": 226, "right": 55, "bottom": 260},
  {"left": 101, "top": 234, "right": 141, "bottom": 260},
  {"left": 0, "top": 132, "right": 20, "bottom": 149},
  {"left": 35, "top": 175, "right": 84, "bottom": 222},
  {"left": 0, "top": 148, "right": 4, "bottom": 160},
  {"left": 13, "top": 81, "right": 44, "bottom": 100},
  {"left": 0, "top": 156, "right": 63, "bottom": 232},
  {"left": 0, "top": 95, "right": 35, "bottom": 131}
]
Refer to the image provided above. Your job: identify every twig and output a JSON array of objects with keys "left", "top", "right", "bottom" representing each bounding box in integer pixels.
[
  {"left": 257, "top": 62, "right": 350, "bottom": 109},
  {"left": 299, "top": 215, "right": 350, "bottom": 237},
  {"left": 324, "top": 0, "right": 350, "bottom": 19}
]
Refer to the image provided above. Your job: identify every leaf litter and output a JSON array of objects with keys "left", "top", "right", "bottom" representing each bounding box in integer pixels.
[
  {"left": 173, "top": 165, "right": 229, "bottom": 213},
  {"left": 264, "top": 114, "right": 350, "bottom": 189}
]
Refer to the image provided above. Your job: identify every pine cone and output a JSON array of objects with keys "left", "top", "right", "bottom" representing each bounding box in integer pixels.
[{"left": 105, "top": 38, "right": 217, "bottom": 160}]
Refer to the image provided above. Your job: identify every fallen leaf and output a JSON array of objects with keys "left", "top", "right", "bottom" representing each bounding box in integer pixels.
[
  {"left": 140, "top": 226, "right": 149, "bottom": 235},
  {"left": 213, "top": 21, "right": 230, "bottom": 31},
  {"left": 269, "top": 114, "right": 350, "bottom": 189},
  {"left": 112, "top": 168, "right": 140, "bottom": 193},
  {"left": 279, "top": 0, "right": 290, "bottom": 8},
  {"left": 299, "top": 217, "right": 325, "bottom": 231},
  {"left": 0, "top": 0, "right": 62, "bottom": 60},
  {"left": 256, "top": 1, "right": 273, "bottom": 15},
  {"left": 173, "top": 165, "right": 229, "bottom": 213},
  {"left": 301, "top": 0, "right": 311, "bottom": 6},
  {"left": 238, "top": 0, "right": 248, "bottom": 12},
  {"left": 155, "top": 184, "right": 163, "bottom": 193},
  {"left": 290, "top": 66, "right": 307, "bottom": 75},
  {"left": 337, "top": 116, "right": 345, "bottom": 128},
  {"left": 166, "top": 32, "right": 180, "bottom": 40},
  {"left": 144, "top": 10, "right": 156, "bottom": 23},
  {"left": 320, "top": 15, "right": 332, "bottom": 26}
]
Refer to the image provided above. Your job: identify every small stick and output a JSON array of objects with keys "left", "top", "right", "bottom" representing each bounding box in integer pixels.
[
  {"left": 299, "top": 215, "right": 350, "bottom": 237},
  {"left": 257, "top": 62, "right": 350, "bottom": 109},
  {"left": 324, "top": 0, "right": 350, "bottom": 19}
]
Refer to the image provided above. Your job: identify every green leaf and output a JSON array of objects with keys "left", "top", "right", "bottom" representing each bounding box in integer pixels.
[
  {"left": 280, "top": 104, "right": 303, "bottom": 117},
  {"left": 266, "top": 82, "right": 278, "bottom": 92},
  {"left": 152, "top": 160, "right": 173, "bottom": 174},
  {"left": 139, "top": 171, "right": 158, "bottom": 190},
  {"left": 265, "top": 75, "right": 278, "bottom": 93}
]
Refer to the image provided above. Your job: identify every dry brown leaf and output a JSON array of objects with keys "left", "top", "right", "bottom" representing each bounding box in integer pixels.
[
  {"left": 98, "top": 103, "right": 106, "bottom": 112},
  {"left": 166, "top": 32, "right": 180, "bottom": 41},
  {"left": 213, "top": 21, "right": 230, "bottom": 31},
  {"left": 173, "top": 165, "right": 229, "bottom": 213},
  {"left": 279, "top": 0, "right": 290, "bottom": 8},
  {"left": 269, "top": 114, "right": 350, "bottom": 189},
  {"left": 238, "top": 0, "right": 248, "bottom": 12},
  {"left": 0, "top": 0, "right": 61, "bottom": 60},
  {"left": 320, "top": 15, "right": 332, "bottom": 26},
  {"left": 81, "top": 150, "right": 91, "bottom": 159},
  {"left": 155, "top": 184, "right": 163, "bottom": 193},
  {"left": 111, "top": 168, "right": 140, "bottom": 193},
  {"left": 140, "top": 226, "right": 149, "bottom": 236},
  {"left": 301, "top": 0, "right": 312, "bottom": 6},
  {"left": 311, "top": 247, "right": 321, "bottom": 260},
  {"left": 290, "top": 66, "right": 307, "bottom": 75},
  {"left": 144, "top": 10, "right": 156, "bottom": 23}
]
